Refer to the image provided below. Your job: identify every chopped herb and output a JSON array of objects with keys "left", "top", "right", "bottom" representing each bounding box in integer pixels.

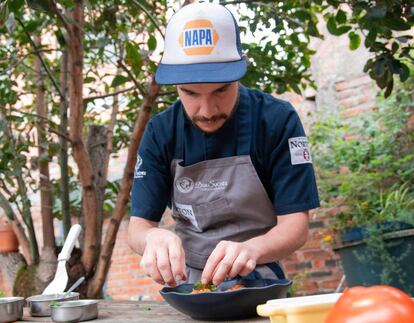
[
  {"left": 193, "top": 281, "right": 218, "bottom": 292},
  {"left": 50, "top": 301, "right": 61, "bottom": 308}
]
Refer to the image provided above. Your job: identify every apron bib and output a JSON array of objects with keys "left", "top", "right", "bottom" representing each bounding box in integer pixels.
[{"left": 170, "top": 106, "right": 285, "bottom": 282}]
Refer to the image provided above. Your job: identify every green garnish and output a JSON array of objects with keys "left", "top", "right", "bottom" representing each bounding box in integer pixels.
[
  {"left": 50, "top": 301, "right": 62, "bottom": 308},
  {"left": 193, "top": 281, "right": 217, "bottom": 292}
]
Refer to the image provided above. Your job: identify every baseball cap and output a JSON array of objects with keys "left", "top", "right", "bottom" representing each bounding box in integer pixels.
[{"left": 155, "top": 1, "right": 247, "bottom": 85}]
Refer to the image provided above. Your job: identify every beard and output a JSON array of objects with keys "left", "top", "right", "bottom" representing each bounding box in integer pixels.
[{"left": 191, "top": 113, "right": 228, "bottom": 123}]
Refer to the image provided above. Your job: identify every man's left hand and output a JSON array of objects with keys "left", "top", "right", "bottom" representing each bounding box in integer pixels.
[{"left": 201, "top": 240, "right": 258, "bottom": 286}]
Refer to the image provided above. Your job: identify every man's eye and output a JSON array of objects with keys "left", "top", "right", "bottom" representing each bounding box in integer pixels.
[
  {"left": 216, "top": 88, "right": 228, "bottom": 94},
  {"left": 186, "top": 91, "right": 196, "bottom": 96}
]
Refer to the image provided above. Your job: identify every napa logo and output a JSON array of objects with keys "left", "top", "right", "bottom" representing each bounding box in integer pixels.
[{"left": 178, "top": 19, "right": 219, "bottom": 55}]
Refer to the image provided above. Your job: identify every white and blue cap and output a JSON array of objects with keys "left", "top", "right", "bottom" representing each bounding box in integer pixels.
[{"left": 155, "top": 2, "right": 247, "bottom": 85}]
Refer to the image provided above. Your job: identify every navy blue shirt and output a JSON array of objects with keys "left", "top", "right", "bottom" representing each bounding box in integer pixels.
[{"left": 131, "top": 85, "right": 320, "bottom": 221}]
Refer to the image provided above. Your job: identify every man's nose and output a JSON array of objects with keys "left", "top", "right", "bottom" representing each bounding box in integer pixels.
[{"left": 199, "top": 97, "right": 217, "bottom": 118}]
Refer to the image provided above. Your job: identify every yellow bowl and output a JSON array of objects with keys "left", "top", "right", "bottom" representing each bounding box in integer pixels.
[{"left": 257, "top": 293, "right": 342, "bottom": 323}]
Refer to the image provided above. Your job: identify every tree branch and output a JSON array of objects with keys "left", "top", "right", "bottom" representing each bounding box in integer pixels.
[
  {"left": 117, "top": 60, "right": 146, "bottom": 97},
  {"left": 130, "top": 0, "right": 164, "bottom": 38},
  {"left": 15, "top": 17, "right": 65, "bottom": 100},
  {"left": 84, "top": 86, "right": 136, "bottom": 102}
]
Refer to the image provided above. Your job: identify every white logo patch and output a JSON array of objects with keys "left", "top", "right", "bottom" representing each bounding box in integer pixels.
[
  {"left": 288, "top": 137, "right": 312, "bottom": 165},
  {"left": 134, "top": 155, "right": 146, "bottom": 178},
  {"left": 174, "top": 202, "right": 200, "bottom": 230},
  {"left": 175, "top": 177, "right": 194, "bottom": 193},
  {"left": 195, "top": 180, "right": 228, "bottom": 191}
]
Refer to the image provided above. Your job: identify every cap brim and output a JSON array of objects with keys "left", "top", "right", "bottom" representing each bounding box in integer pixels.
[{"left": 155, "top": 59, "right": 247, "bottom": 85}]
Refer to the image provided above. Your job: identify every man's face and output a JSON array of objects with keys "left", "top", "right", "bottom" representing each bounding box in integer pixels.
[{"left": 177, "top": 82, "right": 239, "bottom": 133}]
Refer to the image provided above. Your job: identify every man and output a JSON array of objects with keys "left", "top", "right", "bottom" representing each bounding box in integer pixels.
[{"left": 128, "top": 2, "right": 319, "bottom": 288}]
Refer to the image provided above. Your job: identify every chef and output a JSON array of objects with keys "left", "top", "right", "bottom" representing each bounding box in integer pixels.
[{"left": 128, "top": 2, "right": 320, "bottom": 288}]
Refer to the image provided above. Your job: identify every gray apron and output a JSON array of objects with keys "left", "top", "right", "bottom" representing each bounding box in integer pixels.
[{"left": 170, "top": 106, "right": 285, "bottom": 283}]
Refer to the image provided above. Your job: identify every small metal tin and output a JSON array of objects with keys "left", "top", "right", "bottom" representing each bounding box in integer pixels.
[
  {"left": 0, "top": 297, "right": 24, "bottom": 323},
  {"left": 50, "top": 300, "right": 98, "bottom": 323},
  {"left": 26, "top": 292, "right": 80, "bottom": 317}
]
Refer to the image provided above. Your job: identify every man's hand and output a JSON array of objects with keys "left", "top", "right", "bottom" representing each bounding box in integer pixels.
[
  {"left": 200, "top": 212, "right": 309, "bottom": 286},
  {"left": 140, "top": 228, "right": 187, "bottom": 287},
  {"left": 201, "top": 240, "right": 258, "bottom": 286}
]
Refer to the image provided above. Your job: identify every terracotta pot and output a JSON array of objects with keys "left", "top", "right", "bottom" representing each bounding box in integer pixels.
[{"left": 0, "top": 224, "right": 19, "bottom": 253}]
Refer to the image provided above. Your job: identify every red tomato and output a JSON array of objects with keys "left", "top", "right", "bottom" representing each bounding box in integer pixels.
[{"left": 325, "top": 285, "right": 414, "bottom": 323}]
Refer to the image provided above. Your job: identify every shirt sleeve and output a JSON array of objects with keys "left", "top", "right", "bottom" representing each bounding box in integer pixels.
[
  {"left": 130, "top": 120, "right": 171, "bottom": 221},
  {"left": 269, "top": 104, "right": 320, "bottom": 215}
]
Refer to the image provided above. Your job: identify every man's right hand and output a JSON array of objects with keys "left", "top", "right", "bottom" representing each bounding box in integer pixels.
[{"left": 140, "top": 228, "right": 187, "bottom": 287}]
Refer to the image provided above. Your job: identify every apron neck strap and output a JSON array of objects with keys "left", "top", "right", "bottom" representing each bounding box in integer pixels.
[{"left": 235, "top": 88, "right": 251, "bottom": 156}]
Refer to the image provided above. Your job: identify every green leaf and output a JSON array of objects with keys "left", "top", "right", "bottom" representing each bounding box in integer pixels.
[
  {"left": 336, "top": 25, "right": 351, "bottom": 35},
  {"left": 111, "top": 75, "right": 129, "bottom": 88},
  {"left": 295, "top": 10, "right": 311, "bottom": 21},
  {"left": 8, "top": 0, "right": 24, "bottom": 15},
  {"left": 396, "top": 35, "right": 412, "bottom": 43},
  {"left": 384, "top": 17, "right": 411, "bottom": 31},
  {"left": 290, "top": 82, "right": 301, "bottom": 95},
  {"left": 0, "top": 1, "right": 9, "bottom": 27},
  {"left": 335, "top": 9, "right": 347, "bottom": 24},
  {"left": 125, "top": 41, "right": 142, "bottom": 77},
  {"left": 349, "top": 32, "right": 361, "bottom": 51},
  {"left": 365, "top": 4, "right": 387, "bottom": 20},
  {"left": 147, "top": 35, "right": 157, "bottom": 51},
  {"left": 327, "top": 16, "right": 350, "bottom": 35},
  {"left": 327, "top": 16, "right": 337, "bottom": 35},
  {"left": 54, "top": 28, "right": 66, "bottom": 47},
  {"left": 84, "top": 76, "right": 96, "bottom": 84},
  {"left": 398, "top": 63, "right": 410, "bottom": 82},
  {"left": 26, "top": 0, "right": 52, "bottom": 13},
  {"left": 384, "top": 79, "right": 393, "bottom": 98}
]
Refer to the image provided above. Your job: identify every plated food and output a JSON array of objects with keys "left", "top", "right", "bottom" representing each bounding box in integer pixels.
[
  {"left": 190, "top": 281, "right": 244, "bottom": 293},
  {"left": 160, "top": 278, "right": 292, "bottom": 320}
]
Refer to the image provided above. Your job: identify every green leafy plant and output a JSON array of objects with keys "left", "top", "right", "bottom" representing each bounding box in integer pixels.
[
  {"left": 309, "top": 71, "right": 414, "bottom": 288},
  {"left": 0, "top": 290, "right": 5, "bottom": 297},
  {"left": 310, "top": 72, "right": 414, "bottom": 232}
]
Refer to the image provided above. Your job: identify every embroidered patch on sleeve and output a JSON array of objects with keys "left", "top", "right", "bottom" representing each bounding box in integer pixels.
[{"left": 288, "top": 136, "right": 312, "bottom": 165}]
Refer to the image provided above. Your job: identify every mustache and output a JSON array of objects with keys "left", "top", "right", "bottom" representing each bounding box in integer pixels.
[{"left": 192, "top": 113, "right": 228, "bottom": 123}]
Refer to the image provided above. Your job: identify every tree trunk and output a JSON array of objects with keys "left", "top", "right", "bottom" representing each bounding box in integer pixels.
[
  {"left": 86, "top": 125, "right": 108, "bottom": 253},
  {"left": 0, "top": 253, "right": 25, "bottom": 296},
  {"left": 34, "top": 36, "right": 56, "bottom": 252},
  {"left": 67, "top": 0, "right": 98, "bottom": 274},
  {"left": 87, "top": 75, "right": 160, "bottom": 298},
  {"left": 59, "top": 48, "right": 71, "bottom": 240}
]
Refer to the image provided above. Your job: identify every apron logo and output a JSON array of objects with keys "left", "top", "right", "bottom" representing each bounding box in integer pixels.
[
  {"left": 176, "top": 177, "right": 194, "bottom": 193},
  {"left": 195, "top": 180, "right": 228, "bottom": 191},
  {"left": 134, "top": 154, "right": 146, "bottom": 178},
  {"left": 178, "top": 19, "right": 219, "bottom": 56},
  {"left": 288, "top": 137, "right": 312, "bottom": 165}
]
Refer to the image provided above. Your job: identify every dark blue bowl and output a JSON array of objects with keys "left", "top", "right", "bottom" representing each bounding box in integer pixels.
[{"left": 160, "top": 278, "right": 292, "bottom": 321}]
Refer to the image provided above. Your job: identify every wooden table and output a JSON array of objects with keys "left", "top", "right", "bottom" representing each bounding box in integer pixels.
[{"left": 18, "top": 300, "right": 269, "bottom": 322}]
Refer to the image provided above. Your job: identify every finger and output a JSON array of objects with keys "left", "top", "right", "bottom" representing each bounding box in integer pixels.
[
  {"left": 227, "top": 253, "right": 249, "bottom": 278},
  {"left": 156, "top": 247, "right": 175, "bottom": 287},
  {"left": 238, "top": 258, "right": 256, "bottom": 277},
  {"left": 169, "top": 241, "right": 187, "bottom": 282},
  {"left": 201, "top": 243, "right": 227, "bottom": 284},
  {"left": 141, "top": 249, "right": 164, "bottom": 285},
  {"left": 211, "top": 254, "right": 235, "bottom": 286}
]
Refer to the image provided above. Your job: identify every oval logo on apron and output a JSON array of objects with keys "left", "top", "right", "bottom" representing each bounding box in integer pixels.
[{"left": 176, "top": 177, "right": 194, "bottom": 193}]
